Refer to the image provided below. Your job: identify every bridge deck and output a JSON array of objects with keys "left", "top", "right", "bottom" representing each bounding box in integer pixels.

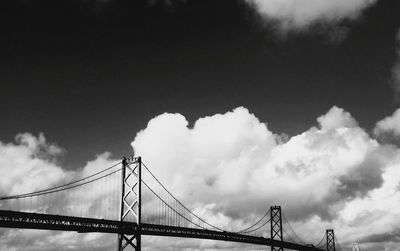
[{"left": 0, "top": 210, "right": 323, "bottom": 251}]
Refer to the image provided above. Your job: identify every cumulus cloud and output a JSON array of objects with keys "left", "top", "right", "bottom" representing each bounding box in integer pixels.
[
  {"left": 132, "top": 106, "right": 400, "bottom": 250},
  {"left": 2, "top": 106, "right": 400, "bottom": 250},
  {"left": 245, "top": 0, "right": 378, "bottom": 33},
  {"left": 317, "top": 106, "right": 358, "bottom": 130},
  {"left": 132, "top": 107, "right": 377, "bottom": 219}
]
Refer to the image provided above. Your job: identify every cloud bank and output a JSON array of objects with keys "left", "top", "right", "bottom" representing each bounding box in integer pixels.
[
  {"left": 1, "top": 105, "right": 400, "bottom": 250},
  {"left": 245, "top": 0, "right": 378, "bottom": 32}
]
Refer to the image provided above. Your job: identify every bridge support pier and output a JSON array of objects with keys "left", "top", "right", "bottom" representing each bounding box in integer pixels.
[
  {"left": 118, "top": 156, "right": 142, "bottom": 251},
  {"left": 270, "top": 206, "right": 283, "bottom": 251},
  {"left": 326, "top": 229, "right": 335, "bottom": 251}
]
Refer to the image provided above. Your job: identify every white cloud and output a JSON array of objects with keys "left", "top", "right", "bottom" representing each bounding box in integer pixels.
[
  {"left": 0, "top": 133, "right": 119, "bottom": 251},
  {"left": 374, "top": 108, "right": 400, "bottom": 137},
  {"left": 0, "top": 133, "right": 67, "bottom": 196},
  {"left": 132, "top": 106, "right": 400, "bottom": 250},
  {"left": 317, "top": 106, "right": 358, "bottom": 130},
  {"left": 245, "top": 0, "right": 378, "bottom": 32},
  {"left": 2, "top": 105, "right": 400, "bottom": 250},
  {"left": 133, "top": 107, "right": 377, "bottom": 217}
]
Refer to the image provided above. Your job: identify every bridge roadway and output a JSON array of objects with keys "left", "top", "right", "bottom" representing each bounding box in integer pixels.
[{"left": 0, "top": 210, "right": 323, "bottom": 251}]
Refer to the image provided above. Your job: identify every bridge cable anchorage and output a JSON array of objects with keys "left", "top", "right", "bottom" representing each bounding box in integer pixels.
[
  {"left": 141, "top": 179, "right": 208, "bottom": 230},
  {"left": 235, "top": 208, "right": 271, "bottom": 234},
  {"left": 0, "top": 161, "right": 122, "bottom": 200},
  {"left": 281, "top": 212, "right": 307, "bottom": 245},
  {"left": 142, "top": 162, "right": 223, "bottom": 231}
]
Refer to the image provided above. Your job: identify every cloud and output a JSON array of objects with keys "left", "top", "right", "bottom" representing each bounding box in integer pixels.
[
  {"left": 132, "top": 106, "right": 400, "bottom": 250},
  {"left": 374, "top": 108, "right": 400, "bottom": 137},
  {"left": 133, "top": 107, "right": 377, "bottom": 219},
  {"left": 0, "top": 133, "right": 119, "bottom": 251},
  {"left": 2, "top": 106, "right": 400, "bottom": 250},
  {"left": 333, "top": 150, "right": 400, "bottom": 247},
  {"left": 0, "top": 133, "right": 67, "bottom": 197},
  {"left": 317, "top": 106, "right": 358, "bottom": 130},
  {"left": 245, "top": 0, "right": 378, "bottom": 33}
]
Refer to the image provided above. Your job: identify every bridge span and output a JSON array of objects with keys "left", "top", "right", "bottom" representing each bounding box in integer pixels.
[
  {"left": 0, "top": 156, "right": 337, "bottom": 250},
  {"left": 0, "top": 210, "right": 323, "bottom": 251}
]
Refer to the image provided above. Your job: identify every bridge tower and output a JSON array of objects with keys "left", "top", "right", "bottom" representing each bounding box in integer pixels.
[
  {"left": 118, "top": 156, "right": 142, "bottom": 251},
  {"left": 352, "top": 243, "right": 360, "bottom": 251},
  {"left": 270, "top": 206, "right": 283, "bottom": 251},
  {"left": 326, "top": 229, "right": 335, "bottom": 251}
]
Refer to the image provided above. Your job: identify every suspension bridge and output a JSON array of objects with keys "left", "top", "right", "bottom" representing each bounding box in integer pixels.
[{"left": 0, "top": 156, "right": 343, "bottom": 250}]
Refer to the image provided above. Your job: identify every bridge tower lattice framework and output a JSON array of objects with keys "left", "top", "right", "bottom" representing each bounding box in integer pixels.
[
  {"left": 271, "top": 206, "right": 283, "bottom": 251},
  {"left": 118, "top": 156, "right": 142, "bottom": 251},
  {"left": 326, "top": 229, "right": 335, "bottom": 251}
]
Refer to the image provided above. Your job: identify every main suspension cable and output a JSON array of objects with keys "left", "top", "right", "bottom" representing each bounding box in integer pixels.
[
  {"left": 241, "top": 216, "right": 271, "bottom": 234},
  {"left": 142, "top": 179, "right": 207, "bottom": 230},
  {"left": 236, "top": 208, "right": 270, "bottom": 233},
  {"left": 282, "top": 213, "right": 306, "bottom": 244},
  {"left": 142, "top": 162, "right": 223, "bottom": 231},
  {"left": 0, "top": 161, "right": 122, "bottom": 200},
  {"left": 314, "top": 233, "right": 326, "bottom": 247}
]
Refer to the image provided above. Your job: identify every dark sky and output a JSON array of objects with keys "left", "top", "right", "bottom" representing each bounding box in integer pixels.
[{"left": 1, "top": 0, "right": 399, "bottom": 168}]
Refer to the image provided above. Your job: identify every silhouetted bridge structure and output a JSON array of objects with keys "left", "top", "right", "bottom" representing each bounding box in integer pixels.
[{"left": 0, "top": 156, "right": 340, "bottom": 250}]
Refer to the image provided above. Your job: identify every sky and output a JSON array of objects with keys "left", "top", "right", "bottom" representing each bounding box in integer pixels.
[{"left": 1, "top": 0, "right": 400, "bottom": 250}]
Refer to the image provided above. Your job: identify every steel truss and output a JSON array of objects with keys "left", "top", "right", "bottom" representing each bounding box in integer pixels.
[
  {"left": 0, "top": 210, "right": 137, "bottom": 234},
  {"left": 0, "top": 210, "right": 324, "bottom": 251}
]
